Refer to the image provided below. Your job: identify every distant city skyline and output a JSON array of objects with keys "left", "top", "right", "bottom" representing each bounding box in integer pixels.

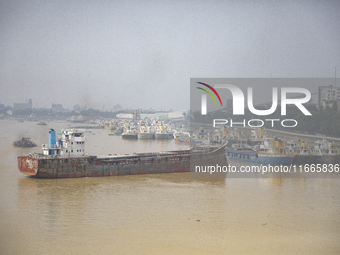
[{"left": 1, "top": 97, "right": 168, "bottom": 112}]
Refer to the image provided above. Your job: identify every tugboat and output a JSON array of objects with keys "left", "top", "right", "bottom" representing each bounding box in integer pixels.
[{"left": 13, "top": 137, "right": 37, "bottom": 147}]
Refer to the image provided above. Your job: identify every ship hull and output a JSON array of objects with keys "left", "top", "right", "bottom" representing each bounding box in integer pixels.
[
  {"left": 175, "top": 138, "right": 191, "bottom": 145},
  {"left": 225, "top": 149, "right": 294, "bottom": 165},
  {"left": 155, "top": 133, "right": 174, "bottom": 139},
  {"left": 293, "top": 155, "right": 340, "bottom": 165},
  {"left": 137, "top": 133, "right": 154, "bottom": 139},
  {"left": 121, "top": 134, "right": 138, "bottom": 139},
  {"left": 18, "top": 146, "right": 227, "bottom": 178},
  {"left": 13, "top": 144, "right": 37, "bottom": 148}
]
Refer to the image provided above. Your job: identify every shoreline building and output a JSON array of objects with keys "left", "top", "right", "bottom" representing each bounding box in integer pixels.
[
  {"left": 13, "top": 99, "right": 33, "bottom": 111},
  {"left": 318, "top": 85, "right": 340, "bottom": 110}
]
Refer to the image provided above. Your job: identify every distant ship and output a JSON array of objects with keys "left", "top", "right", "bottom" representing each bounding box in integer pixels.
[
  {"left": 137, "top": 121, "right": 154, "bottom": 139},
  {"left": 225, "top": 148, "right": 295, "bottom": 165},
  {"left": 121, "top": 125, "right": 138, "bottom": 139},
  {"left": 290, "top": 138, "right": 340, "bottom": 164},
  {"left": 225, "top": 138, "right": 294, "bottom": 165},
  {"left": 155, "top": 132, "right": 174, "bottom": 139},
  {"left": 247, "top": 127, "right": 266, "bottom": 146},
  {"left": 154, "top": 123, "right": 174, "bottom": 139},
  {"left": 13, "top": 137, "right": 37, "bottom": 148},
  {"left": 174, "top": 132, "right": 191, "bottom": 145}
]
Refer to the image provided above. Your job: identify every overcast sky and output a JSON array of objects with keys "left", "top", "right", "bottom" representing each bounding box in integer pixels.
[{"left": 1, "top": 0, "right": 339, "bottom": 111}]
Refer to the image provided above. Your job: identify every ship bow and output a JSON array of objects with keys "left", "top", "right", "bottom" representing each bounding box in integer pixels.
[{"left": 18, "top": 156, "right": 39, "bottom": 176}]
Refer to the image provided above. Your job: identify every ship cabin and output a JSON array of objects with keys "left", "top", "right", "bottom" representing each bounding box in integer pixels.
[{"left": 42, "top": 129, "right": 86, "bottom": 157}]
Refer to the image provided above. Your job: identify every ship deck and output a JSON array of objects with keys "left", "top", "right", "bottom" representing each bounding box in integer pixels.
[{"left": 22, "top": 145, "right": 220, "bottom": 161}]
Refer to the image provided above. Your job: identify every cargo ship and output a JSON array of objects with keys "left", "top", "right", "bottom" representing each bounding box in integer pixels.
[
  {"left": 154, "top": 131, "right": 174, "bottom": 139},
  {"left": 18, "top": 128, "right": 227, "bottom": 178},
  {"left": 121, "top": 126, "right": 138, "bottom": 139},
  {"left": 290, "top": 138, "right": 340, "bottom": 164},
  {"left": 225, "top": 148, "right": 295, "bottom": 165},
  {"left": 154, "top": 123, "right": 174, "bottom": 139},
  {"left": 137, "top": 122, "right": 154, "bottom": 139},
  {"left": 225, "top": 137, "right": 295, "bottom": 165}
]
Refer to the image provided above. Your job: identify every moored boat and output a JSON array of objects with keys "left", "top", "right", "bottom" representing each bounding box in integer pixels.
[
  {"left": 225, "top": 137, "right": 295, "bottom": 165},
  {"left": 291, "top": 138, "right": 340, "bottom": 164},
  {"left": 137, "top": 132, "right": 154, "bottom": 139},
  {"left": 154, "top": 123, "right": 174, "bottom": 139},
  {"left": 225, "top": 148, "right": 295, "bottom": 165},
  {"left": 155, "top": 132, "right": 174, "bottom": 139},
  {"left": 137, "top": 123, "right": 154, "bottom": 139},
  {"left": 121, "top": 125, "right": 138, "bottom": 139}
]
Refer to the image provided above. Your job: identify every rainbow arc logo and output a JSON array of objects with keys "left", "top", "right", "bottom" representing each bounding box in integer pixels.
[{"left": 196, "top": 82, "right": 223, "bottom": 106}]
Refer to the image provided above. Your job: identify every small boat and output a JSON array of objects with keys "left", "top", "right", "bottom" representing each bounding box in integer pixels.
[
  {"left": 37, "top": 121, "right": 47, "bottom": 125},
  {"left": 13, "top": 137, "right": 37, "bottom": 147}
]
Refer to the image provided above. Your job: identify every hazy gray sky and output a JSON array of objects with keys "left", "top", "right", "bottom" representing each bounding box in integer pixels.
[{"left": 1, "top": 0, "right": 339, "bottom": 111}]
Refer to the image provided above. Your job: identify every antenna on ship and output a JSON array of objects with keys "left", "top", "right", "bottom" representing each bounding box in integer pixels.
[{"left": 335, "top": 67, "right": 337, "bottom": 87}]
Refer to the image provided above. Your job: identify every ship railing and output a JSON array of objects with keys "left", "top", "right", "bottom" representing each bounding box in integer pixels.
[
  {"left": 97, "top": 150, "right": 217, "bottom": 162},
  {"left": 42, "top": 144, "right": 63, "bottom": 149},
  {"left": 25, "top": 153, "right": 88, "bottom": 159},
  {"left": 134, "top": 144, "right": 223, "bottom": 160}
]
